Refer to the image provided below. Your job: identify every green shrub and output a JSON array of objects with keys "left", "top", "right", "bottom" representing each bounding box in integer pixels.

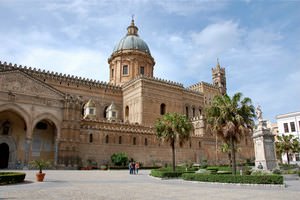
[
  {"left": 272, "top": 168, "right": 282, "bottom": 175},
  {"left": 150, "top": 168, "right": 195, "bottom": 178},
  {"left": 206, "top": 167, "right": 219, "bottom": 171},
  {"left": 217, "top": 171, "right": 232, "bottom": 175},
  {"left": 0, "top": 172, "right": 26, "bottom": 185},
  {"left": 251, "top": 169, "right": 271, "bottom": 176},
  {"left": 181, "top": 173, "right": 283, "bottom": 185},
  {"left": 279, "top": 164, "right": 298, "bottom": 170},
  {"left": 111, "top": 152, "right": 128, "bottom": 166}
]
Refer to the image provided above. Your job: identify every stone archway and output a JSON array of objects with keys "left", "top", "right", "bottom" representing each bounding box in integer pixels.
[
  {"left": 31, "top": 113, "right": 61, "bottom": 165},
  {"left": 0, "top": 108, "right": 27, "bottom": 168},
  {"left": 0, "top": 143, "right": 9, "bottom": 168}
]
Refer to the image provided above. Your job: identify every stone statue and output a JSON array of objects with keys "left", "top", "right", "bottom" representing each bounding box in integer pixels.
[{"left": 256, "top": 105, "right": 263, "bottom": 121}]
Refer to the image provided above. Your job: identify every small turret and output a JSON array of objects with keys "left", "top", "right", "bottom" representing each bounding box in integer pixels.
[{"left": 83, "top": 99, "right": 96, "bottom": 119}]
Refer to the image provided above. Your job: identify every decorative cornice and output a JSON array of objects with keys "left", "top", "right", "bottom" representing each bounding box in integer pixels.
[
  {"left": 0, "top": 61, "right": 122, "bottom": 91},
  {"left": 81, "top": 118, "right": 155, "bottom": 134}
]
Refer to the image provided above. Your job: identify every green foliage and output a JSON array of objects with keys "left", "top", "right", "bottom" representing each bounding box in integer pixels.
[
  {"left": 151, "top": 167, "right": 196, "bottom": 178},
  {"left": 111, "top": 152, "right": 128, "bottom": 166},
  {"left": 250, "top": 169, "right": 272, "bottom": 176},
  {"left": 0, "top": 172, "right": 26, "bottom": 185},
  {"left": 276, "top": 135, "right": 300, "bottom": 164},
  {"left": 272, "top": 168, "right": 282, "bottom": 175},
  {"left": 205, "top": 92, "right": 255, "bottom": 175},
  {"left": 181, "top": 173, "right": 283, "bottom": 185},
  {"left": 30, "top": 160, "right": 50, "bottom": 173},
  {"left": 155, "top": 112, "right": 193, "bottom": 172}
]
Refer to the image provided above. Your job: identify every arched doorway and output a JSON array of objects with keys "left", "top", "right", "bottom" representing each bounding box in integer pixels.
[
  {"left": 0, "top": 109, "right": 27, "bottom": 168},
  {"left": 0, "top": 143, "right": 9, "bottom": 168},
  {"left": 31, "top": 119, "right": 57, "bottom": 162}
]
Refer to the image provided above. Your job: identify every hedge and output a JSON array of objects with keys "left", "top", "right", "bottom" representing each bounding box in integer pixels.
[
  {"left": 150, "top": 168, "right": 195, "bottom": 178},
  {"left": 0, "top": 172, "right": 26, "bottom": 185},
  {"left": 181, "top": 173, "right": 283, "bottom": 185}
]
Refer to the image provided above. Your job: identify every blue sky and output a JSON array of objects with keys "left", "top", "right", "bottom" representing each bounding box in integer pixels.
[{"left": 0, "top": 0, "right": 299, "bottom": 122}]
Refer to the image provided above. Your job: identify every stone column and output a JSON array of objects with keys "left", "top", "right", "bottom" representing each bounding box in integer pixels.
[
  {"left": 252, "top": 120, "right": 277, "bottom": 170},
  {"left": 54, "top": 139, "right": 59, "bottom": 166}
]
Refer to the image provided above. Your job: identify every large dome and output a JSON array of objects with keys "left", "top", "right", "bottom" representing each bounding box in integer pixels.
[
  {"left": 113, "top": 35, "right": 150, "bottom": 54},
  {"left": 112, "top": 19, "right": 151, "bottom": 55}
]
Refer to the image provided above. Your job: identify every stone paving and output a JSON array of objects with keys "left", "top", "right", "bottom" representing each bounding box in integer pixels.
[{"left": 1, "top": 170, "right": 300, "bottom": 200}]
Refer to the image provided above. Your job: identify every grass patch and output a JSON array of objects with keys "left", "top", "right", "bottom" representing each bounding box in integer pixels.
[{"left": 0, "top": 172, "right": 26, "bottom": 185}]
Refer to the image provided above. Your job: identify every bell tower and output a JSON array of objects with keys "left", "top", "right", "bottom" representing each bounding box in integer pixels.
[{"left": 212, "top": 59, "right": 227, "bottom": 95}]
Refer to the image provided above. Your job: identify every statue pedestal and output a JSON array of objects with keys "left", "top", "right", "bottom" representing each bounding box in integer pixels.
[{"left": 252, "top": 120, "right": 277, "bottom": 170}]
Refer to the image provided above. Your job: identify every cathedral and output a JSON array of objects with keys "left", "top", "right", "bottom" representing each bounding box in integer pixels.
[{"left": 0, "top": 20, "right": 254, "bottom": 169}]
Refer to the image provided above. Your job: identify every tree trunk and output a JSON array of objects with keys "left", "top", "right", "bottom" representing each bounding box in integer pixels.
[
  {"left": 228, "top": 153, "right": 232, "bottom": 168},
  {"left": 171, "top": 140, "right": 176, "bottom": 172},
  {"left": 286, "top": 151, "right": 290, "bottom": 165},
  {"left": 230, "top": 136, "right": 236, "bottom": 175}
]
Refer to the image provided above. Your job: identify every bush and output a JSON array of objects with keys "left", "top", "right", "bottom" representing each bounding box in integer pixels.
[
  {"left": 251, "top": 169, "right": 272, "bottom": 176},
  {"left": 272, "top": 168, "right": 282, "bottom": 175},
  {"left": 181, "top": 173, "right": 283, "bottom": 185},
  {"left": 279, "top": 164, "right": 298, "bottom": 170},
  {"left": 150, "top": 167, "right": 195, "bottom": 178},
  {"left": 0, "top": 172, "right": 26, "bottom": 185},
  {"left": 111, "top": 152, "right": 128, "bottom": 166}
]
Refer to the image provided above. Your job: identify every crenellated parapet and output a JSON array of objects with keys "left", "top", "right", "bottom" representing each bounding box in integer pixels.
[
  {"left": 122, "top": 74, "right": 184, "bottom": 89},
  {"left": 0, "top": 61, "right": 122, "bottom": 92},
  {"left": 81, "top": 118, "right": 155, "bottom": 135},
  {"left": 188, "top": 81, "right": 219, "bottom": 91}
]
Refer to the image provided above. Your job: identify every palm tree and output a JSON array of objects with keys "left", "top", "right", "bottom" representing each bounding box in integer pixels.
[
  {"left": 205, "top": 92, "right": 255, "bottom": 175},
  {"left": 155, "top": 112, "right": 193, "bottom": 172},
  {"left": 220, "top": 142, "right": 232, "bottom": 167},
  {"left": 276, "top": 134, "right": 300, "bottom": 164}
]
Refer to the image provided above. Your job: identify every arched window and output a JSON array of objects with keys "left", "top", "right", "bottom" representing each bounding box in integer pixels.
[
  {"left": 185, "top": 106, "right": 189, "bottom": 118},
  {"left": 103, "top": 106, "right": 108, "bottom": 118},
  {"left": 119, "top": 136, "right": 122, "bottom": 144},
  {"left": 199, "top": 108, "right": 202, "bottom": 115},
  {"left": 198, "top": 141, "right": 202, "bottom": 148},
  {"left": 133, "top": 137, "right": 136, "bottom": 145},
  {"left": 2, "top": 121, "right": 10, "bottom": 135},
  {"left": 105, "top": 135, "right": 109, "bottom": 144},
  {"left": 89, "top": 134, "right": 93, "bottom": 143},
  {"left": 189, "top": 141, "right": 192, "bottom": 148},
  {"left": 125, "top": 106, "right": 129, "bottom": 118},
  {"left": 192, "top": 107, "right": 195, "bottom": 117},
  {"left": 160, "top": 103, "right": 166, "bottom": 115},
  {"left": 145, "top": 138, "right": 148, "bottom": 146}
]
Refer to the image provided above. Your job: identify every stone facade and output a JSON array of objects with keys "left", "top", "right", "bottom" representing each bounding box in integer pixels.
[{"left": 0, "top": 20, "right": 254, "bottom": 169}]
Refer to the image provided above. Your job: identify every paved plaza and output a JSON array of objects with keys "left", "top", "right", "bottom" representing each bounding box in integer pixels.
[{"left": 1, "top": 170, "right": 300, "bottom": 200}]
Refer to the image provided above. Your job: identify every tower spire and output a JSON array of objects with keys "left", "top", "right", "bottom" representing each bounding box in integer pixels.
[{"left": 216, "top": 58, "right": 221, "bottom": 69}]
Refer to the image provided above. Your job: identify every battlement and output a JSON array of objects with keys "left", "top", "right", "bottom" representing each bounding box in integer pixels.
[
  {"left": 122, "top": 74, "right": 184, "bottom": 89},
  {"left": 0, "top": 61, "right": 122, "bottom": 91},
  {"left": 212, "top": 66, "right": 225, "bottom": 74},
  {"left": 188, "top": 81, "right": 218, "bottom": 90}
]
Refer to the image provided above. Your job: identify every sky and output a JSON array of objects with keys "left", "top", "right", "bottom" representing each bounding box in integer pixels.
[{"left": 0, "top": 0, "right": 299, "bottom": 122}]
